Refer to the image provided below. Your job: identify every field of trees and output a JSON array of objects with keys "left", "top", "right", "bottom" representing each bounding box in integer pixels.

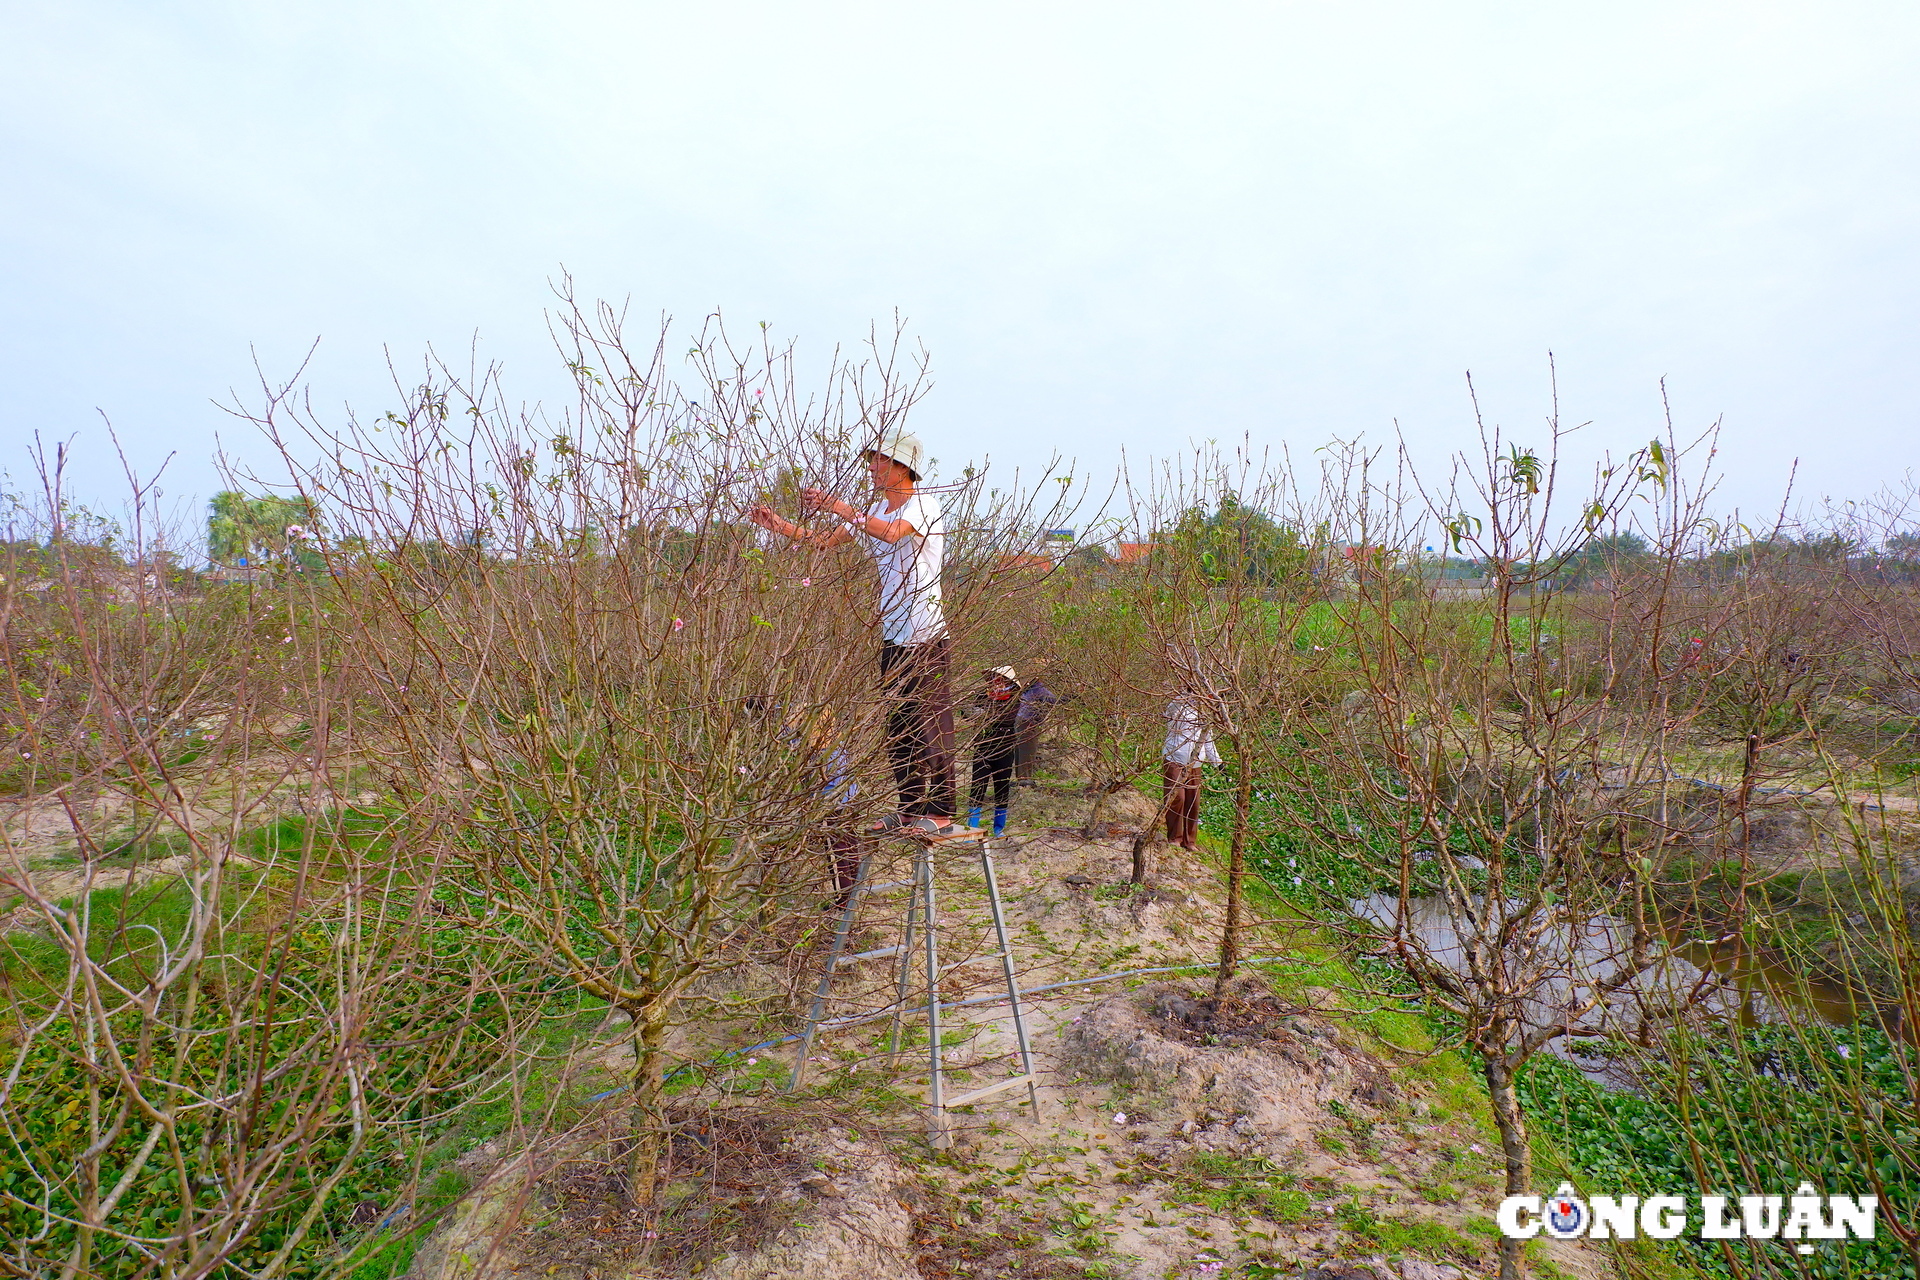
[{"left": 3, "top": 308, "right": 1917, "bottom": 1280}]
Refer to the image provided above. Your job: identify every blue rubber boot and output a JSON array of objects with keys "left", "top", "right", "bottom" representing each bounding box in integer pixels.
[
  {"left": 993, "top": 806, "right": 1008, "bottom": 837},
  {"left": 968, "top": 806, "right": 983, "bottom": 830}
]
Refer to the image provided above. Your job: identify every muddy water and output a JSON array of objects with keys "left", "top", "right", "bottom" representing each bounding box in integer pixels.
[
  {"left": 1347, "top": 890, "right": 1737, "bottom": 1073},
  {"left": 1659, "top": 927, "right": 1897, "bottom": 1035},
  {"left": 1346, "top": 890, "right": 1897, "bottom": 1085}
]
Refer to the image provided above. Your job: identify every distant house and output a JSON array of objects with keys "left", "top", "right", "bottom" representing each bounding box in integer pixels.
[
  {"left": 1431, "top": 577, "right": 1493, "bottom": 601},
  {"left": 1113, "top": 541, "right": 1155, "bottom": 566}
]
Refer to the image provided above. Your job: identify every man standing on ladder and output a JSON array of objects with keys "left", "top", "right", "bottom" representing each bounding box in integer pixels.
[
  {"left": 749, "top": 429, "right": 958, "bottom": 836},
  {"left": 763, "top": 437, "right": 1042, "bottom": 1141}
]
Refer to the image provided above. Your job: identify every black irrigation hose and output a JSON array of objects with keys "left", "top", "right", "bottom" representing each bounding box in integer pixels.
[
  {"left": 585, "top": 954, "right": 1308, "bottom": 1101},
  {"left": 592, "top": 771, "right": 1908, "bottom": 1103}
]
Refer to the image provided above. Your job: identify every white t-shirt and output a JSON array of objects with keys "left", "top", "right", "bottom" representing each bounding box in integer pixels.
[
  {"left": 863, "top": 490, "right": 947, "bottom": 646},
  {"left": 1163, "top": 695, "right": 1221, "bottom": 766}
]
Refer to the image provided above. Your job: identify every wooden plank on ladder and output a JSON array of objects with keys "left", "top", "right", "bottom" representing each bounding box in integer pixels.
[{"left": 943, "top": 1073, "right": 1037, "bottom": 1109}]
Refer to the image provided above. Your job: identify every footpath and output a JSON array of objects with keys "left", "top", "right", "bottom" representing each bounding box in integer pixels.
[{"left": 418, "top": 765, "right": 1617, "bottom": 1280}]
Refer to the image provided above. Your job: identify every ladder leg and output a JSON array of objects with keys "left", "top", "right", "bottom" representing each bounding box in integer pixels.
[
  {"left": 885, "top": 855, "right": 922, "bottom": 1070},
  {"left": 789, "top": 851, "right": 870, "bottom": 1092},
  {"left": 921, "top": 843, "right": 951, "bottom": 1148},
  {"left": 980, "top": 836, "right": 1042, "bottom": 1121}
]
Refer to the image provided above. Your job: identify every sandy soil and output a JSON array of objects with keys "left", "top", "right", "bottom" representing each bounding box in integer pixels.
[{"left": 419, "top": 774, "right": 1622, "bottom": 1280}]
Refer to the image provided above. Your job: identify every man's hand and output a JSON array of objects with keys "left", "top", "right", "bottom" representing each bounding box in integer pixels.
[
  {"left": 748, "top": 501, "right": 854, "bottom": 550},
  {"left": 801, "top": 488, "right": 857, "bottom": 522}
]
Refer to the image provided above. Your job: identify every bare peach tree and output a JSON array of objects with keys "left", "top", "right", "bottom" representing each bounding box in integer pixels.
[
  {"left": 240, "top": 297, "right": 1060, "bottom": 1207},
  {"left": 1119, "top": 446, "right": 1322, "bottom": 987},
  {"left": 0, "top": 447, "right": 510, "bottom": 1278},
  {"left": 1046, "top": 561, "right": 1171, "bottom": 846},
  {"left": 1276, "top": 407, "right": 1727, "bottom": 1280}
]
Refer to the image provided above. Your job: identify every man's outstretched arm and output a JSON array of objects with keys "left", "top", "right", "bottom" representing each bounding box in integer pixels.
[
  {"left": 748, "top": 504, "right": 854, "bottom": 550},
  {"left": 798, "top": 488, "right": 917, "bottom": 544}
]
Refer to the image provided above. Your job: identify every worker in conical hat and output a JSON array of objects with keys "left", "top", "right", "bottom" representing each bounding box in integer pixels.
[{"left": 965, "top": 666, "right": 1060, "bottom": 835}]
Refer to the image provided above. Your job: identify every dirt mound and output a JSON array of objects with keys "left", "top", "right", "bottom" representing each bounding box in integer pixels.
[
  {"left": 527, "top": 1112, "right": 813, "bottom": 1275},
  {"left": 1060, "top": 980, "right": 1397, "bottom": 1149},
  {"left": 699, "top": 1125, "right": 918, "bottom": 1280},
  {"left": 412, "top": 1120, "right": 919, "bottom": 1280},
  {"left": 1148, "top": 985, "right": 1310, "bottom": 1048}
]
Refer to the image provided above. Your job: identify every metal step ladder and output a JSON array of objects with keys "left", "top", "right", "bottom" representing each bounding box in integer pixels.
[{"left": 788, "top": 828, "right": 1042, "bottom": 1147}]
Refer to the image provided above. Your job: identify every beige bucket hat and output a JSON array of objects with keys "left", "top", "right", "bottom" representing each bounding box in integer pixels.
[
  {"left": 985, "top": 665, "right": 1021, "bottom": 686},
  {"left": 865, "top": 429, "right": 927, "bottom": 481}
]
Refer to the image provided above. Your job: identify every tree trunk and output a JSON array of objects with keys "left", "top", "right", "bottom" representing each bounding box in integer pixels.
[
  {"left": 1484, "top": 1055, "right": 1532, "bottom": 1280},
  {"left": 1212, "top": 762, "right": 1253, "bottom": 995},
  {"left": 627, "top": 1000, "right": 672, "bottom": 1206},
  {"left": 1082, "top": 783, "right": 1106, "bottom": 840},
  {"left": 1132, "top": 770, "right": 1177, "bottom": 884}
]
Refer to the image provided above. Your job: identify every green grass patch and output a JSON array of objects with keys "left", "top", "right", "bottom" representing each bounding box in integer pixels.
[{"left": 1169, "top": 1151, "right": 1310, "bottom": 1223}]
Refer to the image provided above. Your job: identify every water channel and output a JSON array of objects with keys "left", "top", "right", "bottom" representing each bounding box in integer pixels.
[{"left": 1346, "top": 889, "right": 1904, "bottom": 1087}]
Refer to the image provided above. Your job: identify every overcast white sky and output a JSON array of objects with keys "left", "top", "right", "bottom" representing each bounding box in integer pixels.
[{"left": 3, "top": 2, "right": 1917, "bottom": 536}]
